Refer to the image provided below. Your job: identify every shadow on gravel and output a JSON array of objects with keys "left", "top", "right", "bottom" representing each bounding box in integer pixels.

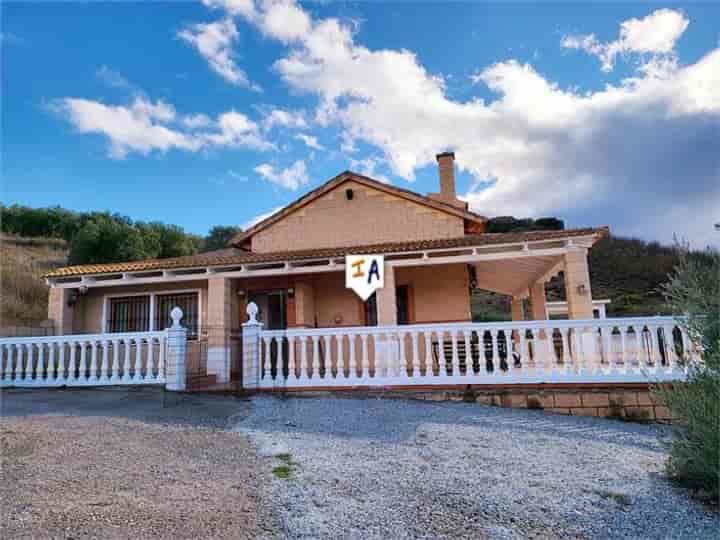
[
  {"left": 239, "top": 394, "right": 671, "bottom": 453},
  {"left": 1, "top": 387, "right": 252, "bottom": 429}
]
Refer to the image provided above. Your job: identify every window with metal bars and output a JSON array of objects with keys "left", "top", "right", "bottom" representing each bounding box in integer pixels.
[
  {"left": 155, "top": 292, "right": 199, "bottom": 338},
  {"left": 107, "top": 296, "right": 150, "bottom": 333}
]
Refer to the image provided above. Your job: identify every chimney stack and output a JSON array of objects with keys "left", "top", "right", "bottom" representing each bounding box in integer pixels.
[
  {"left": 436, "top": 151, "right": 456, "bottom": 198},
  {"left": 428, "top": 150, "right": 466, "bottom": 209}
]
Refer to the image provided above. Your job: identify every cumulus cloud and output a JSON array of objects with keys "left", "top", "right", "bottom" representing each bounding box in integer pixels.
[
  {"left": 261, "top": 108, "right": 307, "bottom": 130},
  {"left": 295, "top": 133, "right": 324, "bottom": 150},
  {"left": 53, "top": 96, "right": 272, "bottom": 158},
  {"left": 561, "top": 9, "right": 689, "bottom": 72},
  {"left": 349, "top": 157, "right": 389, "bottom": 184},
  {"left": 178, "top": 18, "right": 259, "bottom": 89},
  {"left": 254, "top": 160, "right": 309, "bottom": 189},
  {"left": 201, "top": 1, "right": 718, "bottom": 246}
]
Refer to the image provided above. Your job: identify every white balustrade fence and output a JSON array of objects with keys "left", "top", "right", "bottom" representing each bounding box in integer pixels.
[
  {"left": 0, "top": 331, "right": 168, "bottom": 388},
  {"left": 255, "top": 317, "right": 695, "bottom": 389}
]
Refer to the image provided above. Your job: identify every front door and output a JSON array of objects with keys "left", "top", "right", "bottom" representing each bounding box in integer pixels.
[{"left": 248, "top": 291, "right": 287, "bottom": 330}]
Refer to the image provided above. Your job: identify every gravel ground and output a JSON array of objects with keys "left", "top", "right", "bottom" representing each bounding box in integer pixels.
[
  {"left": 236, "top": 395, "right": 719, "bottom": 540},
  {"left": 1, "top": 388, "right": 278, "bottom": 539}
]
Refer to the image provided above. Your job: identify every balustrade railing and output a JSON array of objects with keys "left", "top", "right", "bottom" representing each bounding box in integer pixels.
[
  {"left": 0, "top": 331, "right": 167, "bottom": 387},
  {"left": 256, "top": 317, "right": 694, "bottom": 388}
]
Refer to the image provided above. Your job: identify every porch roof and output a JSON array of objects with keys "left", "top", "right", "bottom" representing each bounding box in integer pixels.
[{"left": 45, "top": 226, "right": 608, "bottom": 281}]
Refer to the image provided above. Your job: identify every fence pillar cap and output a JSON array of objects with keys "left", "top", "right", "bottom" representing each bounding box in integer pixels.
[
  {"left": 170, "top": 307, "right": 184, "bottom": 329},
  {"left": 243, "top": 301, "right": 263, "bottom": 328}
]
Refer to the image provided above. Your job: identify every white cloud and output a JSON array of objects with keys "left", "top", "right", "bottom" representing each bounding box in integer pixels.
[
  {"left": 182, "top": 113, "right": 212, "bottom": 128},
  {"left": 295, "top": 133, "right": 324, "bottom": 150},
  {"left": 95, "top": 65, "right": 133, "bottom": 89},
  {"left": 53, "top": 96, "right": 272, "bottom": 158},
  {"left": 205, "top": 2, "right": 719, "bottom": 246},
  {"left": 349, "top": 157, "right": 389, "bottom": 184},
  {"left": 242, "top": 204, "right": 285, "bottom": 229},
  {"left": 562, "top": 9, "right": 689, "bottom": 72},
  {"left": 178, "top": 18, "right": 259, "bottom": 89},
  {"left": 261, "top": 108, "right": 308, "bottom": 130},
  {"left": 254, "top": 160, "right": 309, "bottom": 189}
]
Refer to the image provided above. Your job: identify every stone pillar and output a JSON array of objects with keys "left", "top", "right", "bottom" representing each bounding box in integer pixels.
[
  {"left": 207, "top": 277, "right": 235, "bottom": 383},
  {"left": 563, "top": 249, "right": 593, "bottom": 319},
  {"left": 48, "top": 287, "right": 73, "bottom": 335},
  {"left": 376, "top": 263, "right": 397, "bottom": 326},
  {"left": 529, "top": 282, "right": 548, "bottom": 321},
  {"left": 510, "top": 297, "right": 525, "bottom": 321},
  {"left": 242, "top": 302, "right": 262, "bottom": 390},
  {"left": 165, "top": 307, "right": 187, "bottom": 391},
  {"left": 294, "top": 281, "right": 315, "bottom": 328}
]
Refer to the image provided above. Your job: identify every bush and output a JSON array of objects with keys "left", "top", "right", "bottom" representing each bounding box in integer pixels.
[{"left": 654, "top": 247, "right": 720, "bottom": 500}]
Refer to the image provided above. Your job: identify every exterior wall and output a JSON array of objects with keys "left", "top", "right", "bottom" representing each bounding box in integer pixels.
[
  {"left": 251, "top": 181, "right": 465, "bottom": 253},
  {"left": 48, "top": 287, "right": 73, "bottom": 334},
  {"left": 73, "top": 280, "right": 209, "bottom": 334},
  {"left": 311, "top": 273, "right": 364, "bottom": 327},
  {"left": 396, "top": 264, "right": 471, "bottom": 323},
  {"left": 347, "top": 386, "right": 672, "bottom": 422}
]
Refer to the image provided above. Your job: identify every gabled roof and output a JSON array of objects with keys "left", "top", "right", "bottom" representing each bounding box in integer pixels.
[
  {"left": 45, "top": 227, "right": 608, "bottom": 278},
  {"left": 229, "top": 170, "right": 488, "bottom": 247}
]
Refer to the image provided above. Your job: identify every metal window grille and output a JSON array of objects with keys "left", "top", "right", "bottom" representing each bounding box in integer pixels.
[
  {"left": 107, "top": 296, "right": 150, "bottom": 333},
  {"left": 155, "top": 292, "right": 199, "bottom": 338}
]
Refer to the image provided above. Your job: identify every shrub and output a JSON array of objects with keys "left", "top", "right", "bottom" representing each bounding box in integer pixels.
[{"left": 654, "top": 246, "right": 720, "bottom": 500}]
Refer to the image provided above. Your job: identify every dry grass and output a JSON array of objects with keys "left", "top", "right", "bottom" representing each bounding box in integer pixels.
[{"left": 0, "top": 235, "right": 67, "bottom": 326}]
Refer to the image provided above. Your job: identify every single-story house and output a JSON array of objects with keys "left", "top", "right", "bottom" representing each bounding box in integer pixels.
[{"left": 42, "top": 152, "right": 614, "bottom": 386}]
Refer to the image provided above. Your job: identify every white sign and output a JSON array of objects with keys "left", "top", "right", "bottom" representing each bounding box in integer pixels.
[{"left": 345, "top": 254, "right": 384, "bottom": 301}]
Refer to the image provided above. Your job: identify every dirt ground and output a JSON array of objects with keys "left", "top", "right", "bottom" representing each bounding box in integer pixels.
[{"left": 1, "top": 388, "right": 278, "bottom": 539}]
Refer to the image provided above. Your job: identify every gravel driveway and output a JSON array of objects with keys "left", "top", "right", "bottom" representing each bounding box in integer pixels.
[
  {"left": 1, "top": 388, "right": 278, "bottom": 539},
  {"left": 236, "top": 395, "right": 719, "bottom": 540}
]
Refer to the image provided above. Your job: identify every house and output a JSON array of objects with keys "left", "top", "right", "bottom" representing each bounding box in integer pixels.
[
  {"left": 0, "top": 150, "right": 692, "bottom": 421},
  {"left": 44, "top": 153, "right": 604, "bottom": 371}
]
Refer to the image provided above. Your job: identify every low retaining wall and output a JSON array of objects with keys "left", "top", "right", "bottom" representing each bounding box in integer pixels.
[{"left": 265, "top": 383, "right": 673, "bottom": 422}]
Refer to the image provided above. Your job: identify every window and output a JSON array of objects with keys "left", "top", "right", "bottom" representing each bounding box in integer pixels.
[
  {"left": 364, "top": 293, "right": 378, "bottom": 326},
  {"left": 396, "top": 285, "right": 410, "bottom": 325},
  {"left": 107, "top": 295, "right": 150, "bottom": 333},
  {"left": 155, "top": 292, "right": 199, "bottom": 338},
  {"left": 106, "top": 291, "right": 199, "bottom": 337}
]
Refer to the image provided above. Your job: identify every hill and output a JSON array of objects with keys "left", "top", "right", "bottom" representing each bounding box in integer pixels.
[{"left": 0, "top": 235, "right": 67, "bottom": 330}]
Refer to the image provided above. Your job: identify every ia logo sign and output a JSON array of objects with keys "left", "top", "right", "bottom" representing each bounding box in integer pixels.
[{"left": 345, "top": 254, "right": 384, "bottom": 301}]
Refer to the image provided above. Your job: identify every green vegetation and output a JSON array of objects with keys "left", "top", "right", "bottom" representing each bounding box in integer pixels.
[
  {"left": 654, "top": 247, "right": 719, "bottom": 502},
  {"left": 272, "top": 465, "right": 291, "bottom": 479},
  {"left": 272, "top": 452, "right": 294, "bottom": 479},
  {"left": 0, "top": 204, "right": 242, "bottom": 265},
  {"left": 485, "top": 216, "right": 564, "bottom": 233},
  {"left": 201, "top": 225, "right": 242, "bottom": 253}
]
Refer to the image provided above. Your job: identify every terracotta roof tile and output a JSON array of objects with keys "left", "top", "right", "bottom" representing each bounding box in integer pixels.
[{"left": 46, "top": 227, "right": 608, "bottom": 278}]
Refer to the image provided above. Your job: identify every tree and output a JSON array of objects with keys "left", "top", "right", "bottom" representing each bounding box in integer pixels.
[
  {"left": 202, "top": 225, "right": 242, "bottom": 252},
  {"left": 68, "top": 217, "right": 149, "bottom": 265},
  {"left": 654, "top": 246, "right": 720, "bottom": 500}
]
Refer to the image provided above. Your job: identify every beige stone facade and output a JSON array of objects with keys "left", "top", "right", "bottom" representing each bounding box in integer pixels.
[{"left": 251, "top": 181, "right": 465, "bottom": 253}]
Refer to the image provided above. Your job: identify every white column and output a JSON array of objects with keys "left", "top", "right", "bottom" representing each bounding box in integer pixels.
[
  {"left": 241, "top": 302, "right": 263, "bottom": 390},
  {"left": 165, "top": 307, "right": 187, "bottom": 391}
]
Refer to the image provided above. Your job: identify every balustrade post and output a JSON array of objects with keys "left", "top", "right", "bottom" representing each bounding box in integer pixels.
[
  {"left": 165, "top": 307, "right": 188, "bottom": 391},
  {"left": 241, "top": 302, "right": 262, "bottom": 389}
]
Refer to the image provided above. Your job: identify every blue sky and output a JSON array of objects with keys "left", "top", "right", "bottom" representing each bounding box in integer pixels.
[{"left": 2, "top": 2, "right": 718, "bottom": 247}]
